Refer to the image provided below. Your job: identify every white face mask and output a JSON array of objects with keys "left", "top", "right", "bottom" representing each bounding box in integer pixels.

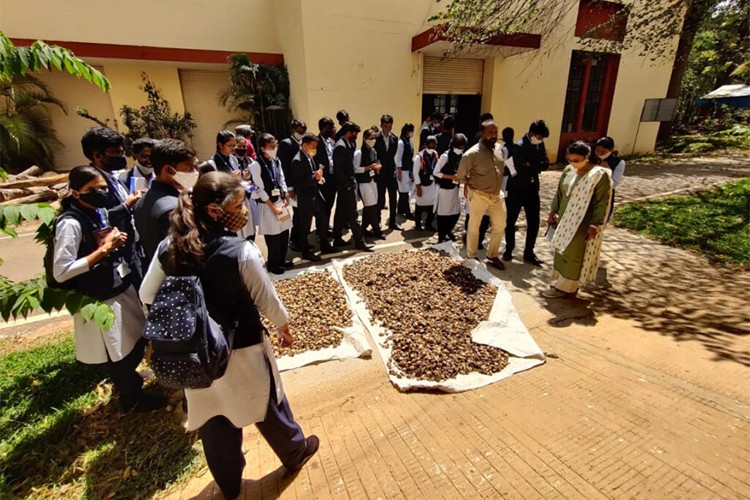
[
  {"left": 599, "top": 152, "right": 612, "bottom": 160},
  {"left": 365, "top": 139, "right": 376, "bottom": 148},
  {"left": 425, "top": 148, "right": 436, "bottom": 155},
  {"left": 530, "top": 136, "right": 543, "bottom": 146},
  {"left": 570, "top": 160, "right": 588, "bottom": 170},
  {"left": 135, "top": 161, "right": 154, "bottom": 176},
  {"left": 292, "top": 132, "right": 303, "bottom": 142},
  {"left": 407, "top": 132, "right": 414, "bottom": 139},
  {"left": 265, "top": 148, "right": 278, "bottom": 159},
  {"left": 453, "top": 148, "right": 464, "bottom": 155},
  {"left": 173, "top": 170, "right": 199, "bottom": 190}
]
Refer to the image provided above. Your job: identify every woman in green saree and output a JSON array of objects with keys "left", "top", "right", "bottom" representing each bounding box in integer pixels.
[{"left": 543, "top": 141, "right": 612, "bottom": 299}]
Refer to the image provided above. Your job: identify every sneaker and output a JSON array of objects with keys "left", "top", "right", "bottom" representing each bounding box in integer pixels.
[
  {"left": 541, "top": 287, "right": 569, "bottom": 299},
  {"left": 289, "top": 435, "right": 320, "bottom": 471}
]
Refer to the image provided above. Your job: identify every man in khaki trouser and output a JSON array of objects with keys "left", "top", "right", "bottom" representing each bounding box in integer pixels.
[{"left": 457, "top": 120, "right": 507, "bottom": 270}]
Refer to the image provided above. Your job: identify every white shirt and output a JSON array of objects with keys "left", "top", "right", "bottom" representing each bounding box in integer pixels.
[{"left": 249, "top": 157, "right": 288, "bottom": 203}]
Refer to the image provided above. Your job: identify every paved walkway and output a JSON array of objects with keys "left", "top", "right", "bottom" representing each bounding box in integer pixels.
[{"left": 167, "top": 154, "right": 750, "bottom": 500}]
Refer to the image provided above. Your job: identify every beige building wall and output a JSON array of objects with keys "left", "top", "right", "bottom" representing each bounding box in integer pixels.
[
  {"left": 104, "top": 64, "right": 186, "bottom": 121},
  {"left": 0, "top": 0, "right": 281, "bottom": 53}
]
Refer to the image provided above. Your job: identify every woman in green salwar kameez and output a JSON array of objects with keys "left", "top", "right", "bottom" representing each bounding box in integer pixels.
[{"left": 543, "top": 141, "right": 612, "bottom": 299}]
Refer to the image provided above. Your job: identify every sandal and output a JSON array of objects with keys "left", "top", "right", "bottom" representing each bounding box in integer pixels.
[{"left": 541, "top": 287, "right": 569, "bottom": 299}]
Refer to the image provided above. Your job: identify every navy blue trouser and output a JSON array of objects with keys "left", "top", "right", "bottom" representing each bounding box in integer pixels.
[{"left": 198, "top": 370, "right": 306, "bottom": 499}]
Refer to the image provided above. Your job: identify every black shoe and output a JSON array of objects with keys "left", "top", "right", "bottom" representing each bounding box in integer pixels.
[
  {"left": 289, "top": 435, "right": 320, "bottom": 471},
  {"left": 333, "top": 238, "right": 351, "bottom": 247},
  {"left": 131, "top": 393, "right": 168, "bottom": 413},
  {"left": 502, "top": 250, "right": 513, "bottom": 261},
  {"left": 302, "top": 252, "right": 321, "bottom": 262},
  {"left": 372, "top": 231, "right": 385, "bottom": 240},
  {"left": 320, "top": 244, "right": 336, "bottom": 254},
  {"left": 524, "top": 254, "right": 544, "bottom": 267},
  {"left": 281, "top": 260, "right": 295, "bottom": 268},
  {"left": 446, "top": 233, "right": 455, "bottom": 241},
  {"left": 388, "top": 221, "right": 403, "bottom": 231},
  {"left": 288, "top": 241, "right": 301, "bottom": 252},
  {"left": 415, "top": 224, "right": 423, "bottom": 231},
  {"left": 486, "top": 257, "right": 506, "bottom": 271},
  {"left": 354, "top": 241, "right": 374, "bottom": 252},
  {"left": 268, "top": 267, "right": 284, "bottom": 275},
  {"left": 401, "top": 212, "right": 415, "bottom": 221}
]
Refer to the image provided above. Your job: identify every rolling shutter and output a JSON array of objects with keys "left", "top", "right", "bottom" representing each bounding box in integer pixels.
[
  {"left": 422, "top": 56, "right": 484, "bottom": 95},
  {"left": 36, "top": 67, "right": 116, "bottom": 171},
  {"left": 178, "top": 69, "right": 238, "bottom": 161}
]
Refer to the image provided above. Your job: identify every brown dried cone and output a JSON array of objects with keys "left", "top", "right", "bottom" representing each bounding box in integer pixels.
[
  {"left": 343, "top": 249, "right": 509, "bottom": 382},
  {"left": 262, "top": 272, "right": 352, "bottom": 357}
]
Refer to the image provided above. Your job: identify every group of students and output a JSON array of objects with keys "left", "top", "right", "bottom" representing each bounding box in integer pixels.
[{"left": 48, "top": 109, "right": 625, "bottom": 498}]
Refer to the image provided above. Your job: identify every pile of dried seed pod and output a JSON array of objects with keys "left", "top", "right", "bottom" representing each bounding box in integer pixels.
[
  {"left": 343, "top": 249, "right": 509, "bottom": 381},
  {"left": 264, "top": 271, "right": 352, "bottom": 357}
]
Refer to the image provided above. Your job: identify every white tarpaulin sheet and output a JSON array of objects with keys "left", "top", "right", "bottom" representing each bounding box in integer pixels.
[
  {"left": 269, "top": 265, "right": 372, "bottom": 372},
  {"left": 332, "top": 241, "right": 545, "bottom": 392}
]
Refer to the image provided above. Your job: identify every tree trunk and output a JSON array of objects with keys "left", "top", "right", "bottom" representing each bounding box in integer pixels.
[
  {"left": 657, "top": 0, "right": 719, "bottom": 143},
  {"left": 0, "top": 190, "right": 59, "bottom": 206},
  {"left": 0, "top": 174, "right": 68, "bottom": 190},
  {"left": 7, "top": 165, "right": 43, "bottom": 180}
]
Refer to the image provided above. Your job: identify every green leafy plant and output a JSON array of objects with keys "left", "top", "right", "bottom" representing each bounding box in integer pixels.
[
  {"left": 0, "top": 74, "right": 65, "bottom": 172},
  {"left": 219, "top": 53, "right": 290, "bottom": 133},
  {"left": 119, "top": 72, "right": 195, "bottom": 152}
]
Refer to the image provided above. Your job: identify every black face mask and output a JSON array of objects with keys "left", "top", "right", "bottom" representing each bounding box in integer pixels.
[
  {"left": 481, "top": 138, "right": 497, "bottom": 149},
  {"left": 78, "top": 188, "right": 110, "bottom": 208},
  {"left": 235, "top": 148, "right": 247, "bottom": 157},
  {"left": 100, "top": 155, "right": 127, "bottom": 173}
]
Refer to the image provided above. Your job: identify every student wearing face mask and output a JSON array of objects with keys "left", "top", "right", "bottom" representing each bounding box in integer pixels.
[
  {"left": 52, "top": 166, "right": 166, "bottom": 412},
  {"left": 594, "top": 136, "right": 625, "bottom": 220},
  {"left": 288, "top": 133, "right": 334, "bottom": 261},
  {"left": 413, "top": 135, "right": 439, "bottom": 231},
  {"left": 314, "top": 117, "right": 337, "bottom": 232},
  {"left": 374, "top": 114, "right": 402, "bottom": 231},
  {"left": 139, "top": 172, "right": 318, "bottom": 499},
  {"left": 234, "top": 124, "right": 258, "bottom": 161},
  {"left": 544, "top": 141, "right": 612, "bottom": 299},
  {"left": 334, "top": 110, "right": 350, "bottom": 141},
  {"left": 433, "top": 134, "right": 467, "bottom": 243},
  {"left": 395, "top": 123, "right": 416, "bottom": 220},
  {"left": 436, "top": 115, "right": 455, "bottom": 156},
  {"left": 419, "top": 111, "right": 443, "bottom": 150},
  {"left": 504, "top": 119, "right": 550, "bottom": 267},
  {"left": 279, "top": 119, "right": 307, "bottom": 252},
  {"left": 134, "top": 139, "right": 199, "bottom": 269},
  {"left": 250, "top": 134, "right": 294, "bottom": 274},
  {"left": 233, "top": 135, "right": 260, "bottom": 241},
  {"left": 81, "top": 127, "right": 145, "bottom": 287},
  {"left": 119, "top": 138, "right": 155, "bottom": 192},
  {"left": 211, "top": 130, "right": 241, "bottom": 174},
  {"left": 354, "top": 127, "right": 384, "bottom": 239}
]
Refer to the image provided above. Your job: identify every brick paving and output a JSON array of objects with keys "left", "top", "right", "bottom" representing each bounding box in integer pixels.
[{"left": 170, "top": 154, "right": 750, "bottom": 499}]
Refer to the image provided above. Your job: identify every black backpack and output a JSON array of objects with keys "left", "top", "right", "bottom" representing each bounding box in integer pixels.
[{"left": 143, "top": 273, "right": 233, "bottom": 389}]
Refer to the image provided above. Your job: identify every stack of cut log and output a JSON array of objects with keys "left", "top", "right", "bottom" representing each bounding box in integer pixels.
[{"left": 0, "top": 166, "right": 68, "bottom": 206}]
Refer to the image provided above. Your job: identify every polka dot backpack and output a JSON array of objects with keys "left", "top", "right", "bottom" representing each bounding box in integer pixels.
[{"left": 143, "top": 275, "right": 233, "bottom": 389}]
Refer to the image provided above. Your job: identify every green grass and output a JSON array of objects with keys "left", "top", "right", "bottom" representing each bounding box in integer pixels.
[
  {"left": 615, "top": 179, "right": 750, "bottom": 268},
  {"left": 0, "top": 333, "right": 202, "bottom": 499}
]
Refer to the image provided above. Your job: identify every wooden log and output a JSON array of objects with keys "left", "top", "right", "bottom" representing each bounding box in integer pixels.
[
  {"left": 0, "top": 174, "right": 68, "bottom": 190},
  {"left": 0, "top": 188, "right": 31, "bottom": 202},
  {"left": 0, "top": 190, "right": 59, "bottom": 206},
  {"left": 7, "top": 166, "right": 43, "bottom": 180}
]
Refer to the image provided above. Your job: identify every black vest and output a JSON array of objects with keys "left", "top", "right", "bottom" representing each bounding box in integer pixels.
[
  {"left": 603, "top": 154, "right": 621, "bottom": 172},
  {"left": 401, "top": 138, "right": 414, "bottom": 172},
  {"left": 258, "top": 156, "right": 283, "bottom": 203},
  {"left": 355, "top": 147, "right": 378, "bottom": 184},
  {"left": 60, "top": 204, "right": 131, "bottom": 301},
  {"left": 438, "top": 151, "right": 461, "bottom": 189},
  {"left": 160, "top": 234, "right": 265, "bottom": 349},
  {"left": 418, "top": 150, "right": 438, "bottom": 186}
]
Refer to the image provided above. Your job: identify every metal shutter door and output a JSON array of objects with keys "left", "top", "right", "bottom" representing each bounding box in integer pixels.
[
  {"left": 178, "top": 69, "right": 238, "bottom": 161},
  {"left": 422, "top": 56, "right": 484, "bottom": 95},
  {"left": 36, "top": 67, "right": 116, "bottom": 171}
]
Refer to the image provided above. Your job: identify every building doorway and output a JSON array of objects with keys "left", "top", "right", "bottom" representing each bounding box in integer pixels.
[
  {"left": 421, "top": 94, "right": 482, "bottom": 139},
  {"left": 559, "top": 50, "right": 620, "bottom": 157}
]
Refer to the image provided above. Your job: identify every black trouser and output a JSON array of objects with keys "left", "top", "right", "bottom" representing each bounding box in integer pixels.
[
  {"left": 437, "top": 214, "right": 460, "bottom": 242},
  {"left": 290, "top": 205, "right": 301, "bottom": 247},
  {"left": 414, "top": 205, "right": 434, "bottom": 229},
  {"left": 297, "top": 193, "right": 329, "bottom": 254},
  {"left": 264, "top": 230, "right": 289, "bottom": 271},
  {"left": 398, "top": 190, "right": 412, "bottom": 217},
  {"left": 333, "top": 186, "right": 364, "bottom": 243},
  {"left": 464, "top": 214, "right": 490, "bottom": 244},
  {"left": 198, "top": 371, "right": 306, "bottom": 499},
  {"left": 505, "top": 188, "right": 541, "bottom": 256},
  {"left": 377, "top": 175, "right": 398, "bottom": 224},
  {"left": 106, "top": 336, "right": 146, "bottom": 411},
  {"left": 361, "top": 204, "right": 380, "bottom": 234}
]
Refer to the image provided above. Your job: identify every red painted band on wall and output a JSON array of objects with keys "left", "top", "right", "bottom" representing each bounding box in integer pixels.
[
  {"left": 412, "top": 26, "right": 541, "bottom": 53},
  {"left": 10, "top": 38, "right": 284, "bottom": 65}
]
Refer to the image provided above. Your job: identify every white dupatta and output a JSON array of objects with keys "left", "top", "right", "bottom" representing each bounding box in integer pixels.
[{"left": 551, "top": 166, "right": 612, "bottom": 286}]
